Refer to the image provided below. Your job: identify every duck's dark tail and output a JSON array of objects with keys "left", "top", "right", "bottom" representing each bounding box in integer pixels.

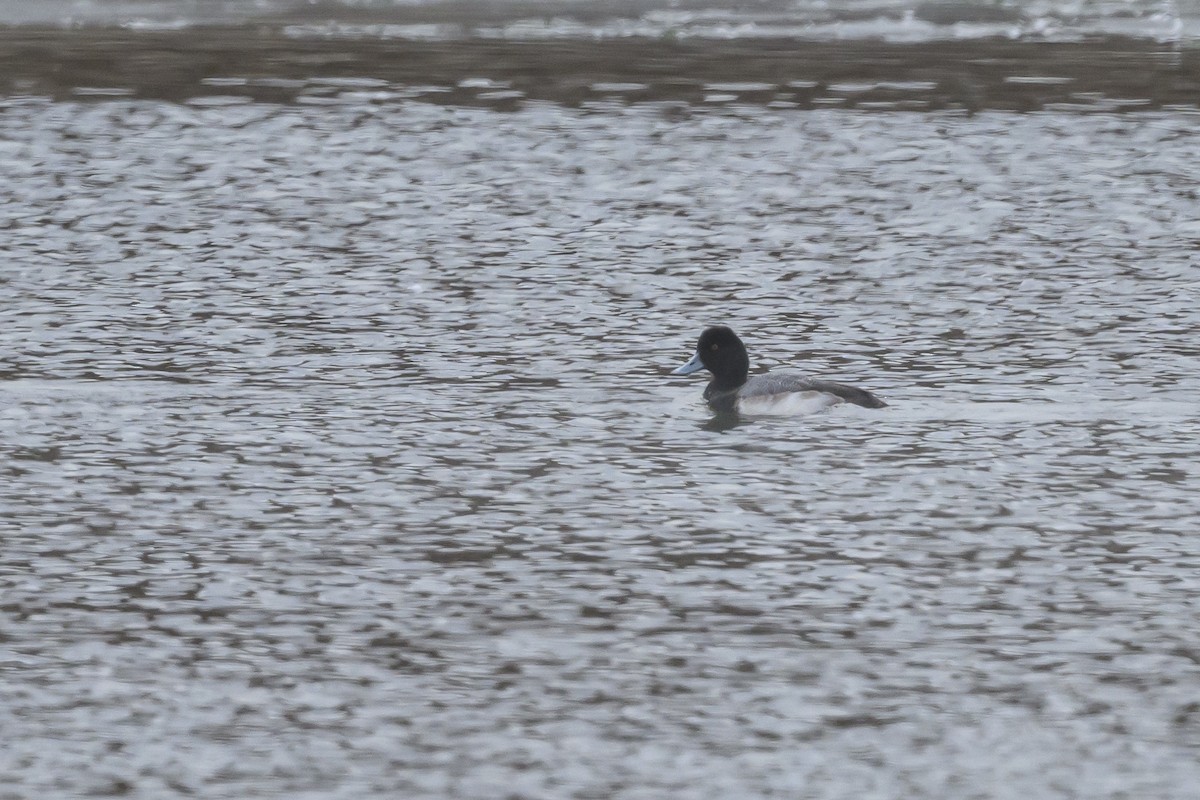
[{"left": 808, "top": 380, "right": 888, "bottom": 409}]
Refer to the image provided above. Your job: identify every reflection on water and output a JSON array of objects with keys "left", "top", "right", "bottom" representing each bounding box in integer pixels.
[
  {"left": 702, "top": 412, "right": 743, "bottom": 432},
  {"left": 3, "top": 24, "right": 1200, "bottom": 800}
]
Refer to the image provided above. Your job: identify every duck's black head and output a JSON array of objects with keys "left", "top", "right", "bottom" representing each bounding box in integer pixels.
[{"left": 673, "top": 325, "right": 750, "bottom": 392}]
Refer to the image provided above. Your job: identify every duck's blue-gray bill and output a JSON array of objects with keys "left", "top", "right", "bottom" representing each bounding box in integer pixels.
[{"left": 672, "top": 352, "right": 704, "bottom": 375}]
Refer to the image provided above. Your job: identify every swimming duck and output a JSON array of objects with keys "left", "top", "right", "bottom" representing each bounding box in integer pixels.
[{"left": 672, "top": 325, "right": 887, "bottom": 415}]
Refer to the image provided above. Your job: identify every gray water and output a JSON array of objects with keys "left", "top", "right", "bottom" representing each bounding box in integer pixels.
[
  {"left": 4, "top": 27, "right": 1200, "bottom": 800},
  {"left": 1, "top": 0, "right": 1197, "bottom": 41}
]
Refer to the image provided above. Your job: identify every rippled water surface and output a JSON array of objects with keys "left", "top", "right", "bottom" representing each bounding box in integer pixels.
[{"left": 4, "top": 38, "right": 1200, "bottom": 799}]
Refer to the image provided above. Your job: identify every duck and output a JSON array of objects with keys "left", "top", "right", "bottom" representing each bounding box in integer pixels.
[{"left": 672, "top": 325, "right": 887, "bottom": 415}]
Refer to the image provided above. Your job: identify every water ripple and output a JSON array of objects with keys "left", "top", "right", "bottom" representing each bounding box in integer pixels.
[{"left": 2, "top": 95, "right": 1200, "bottom": 798}]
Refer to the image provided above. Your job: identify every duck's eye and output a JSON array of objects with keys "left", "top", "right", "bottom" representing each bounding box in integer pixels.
[{"left": 710, "top": 343, "right": 719, "bottom": 351}]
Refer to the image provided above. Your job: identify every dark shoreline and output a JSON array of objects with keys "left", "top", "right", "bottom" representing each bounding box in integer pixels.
[{"left": 1, "top": 27, "right": 1195, "bottom": 111}]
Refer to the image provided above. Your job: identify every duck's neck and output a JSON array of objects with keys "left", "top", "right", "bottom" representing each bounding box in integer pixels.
[
  {"left": 704, "top": 384, "right": 740, "bottom": 414},
  {"left": 704, "top": 374, "right": 745, "bottom": 397}
]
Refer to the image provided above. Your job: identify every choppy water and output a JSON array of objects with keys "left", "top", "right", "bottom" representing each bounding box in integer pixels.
[{"left": 3, "top": 24, "right": 1200, "bottom": 800}]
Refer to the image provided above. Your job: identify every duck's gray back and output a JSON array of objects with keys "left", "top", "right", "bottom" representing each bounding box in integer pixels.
[{"left": 741, "top": 372, "right": 887, "bottom": 409}]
